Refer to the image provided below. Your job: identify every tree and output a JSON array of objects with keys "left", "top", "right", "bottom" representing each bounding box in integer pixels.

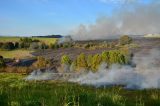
[
  {"left": 76, "top": 53, "right": 88, "bottom": 70},
  {"left": 91, "top": 54, "right": 102, "bottom": 72},
  {"left": 87, "top": 55, "right": 93, "bottom": 69},
  {"left": 119, "top": 35, "right": 132, "bottom": 45},
  {"left": 61, "top": 55, "right": 72, "bottom": 65},
  {"left": 61, "top": 55, "right": 72, "bottom": 72},
  {"left": 101, "top": 51, "right": 109, "bottom": 64}
]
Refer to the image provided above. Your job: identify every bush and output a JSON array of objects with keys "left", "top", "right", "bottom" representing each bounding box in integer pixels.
[
  {"left": 0, "top": 57, "right": 5, "bottom": 68},
  {"left": 1, "top": 42, "right": 15, "bottom": 50},
  {"left": 119, "top": 35, "right": 132, "bottom": 45},
  {"left": 76, "top": 53, "right": 88, "bottom": 71},
  {"left": 0, "top": 42, "right": 4, "bottom": 48},
  {"left": 30, "top": 42, "right": 39, "bottom": 50},
  {"left": 61, "top": 55, "right": 72, "bottom": 65},
  {"left": 87, "top": 55, "right": 93, "bottom": 69},
  {"left": 39, "top": 43, "right": 48, "bottom": 49},
  {"left": 33, "top": 56, "right": 51, "bottom": 68},
  {"left": 19, "top": 42, "right": 30, "bottom": 49},
  {"left": 14, "top": 42, "right": 19, "bottom": 49},
  {"left": 49, "top": 43, "right": 55, "bottom": 49},
  {"left": 91, "top": 54, "right": 102, "bottom": 72},
  {"left": 20, "top": 37, "right": 32, "bottom": 43},
  {"left": 101, "top": 51, "right": 110, "bottom": 63}
]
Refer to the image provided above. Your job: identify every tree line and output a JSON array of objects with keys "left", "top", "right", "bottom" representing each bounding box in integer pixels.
[{"left": 61, "top": 48, "right": 132, "bottom": 72}]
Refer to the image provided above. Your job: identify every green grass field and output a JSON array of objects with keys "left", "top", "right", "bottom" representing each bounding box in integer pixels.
[
  {"left": 0, "top": 73, "right": 160, "bottom": 106},
  {"left": 0, "top": 36, "right": 58, "bottom": 45},
  {"left": 0, "top": 36, "right": 58, "bottom": 58},
  {"left": 0, "top": 49, "right": 33, "bottom": 58}
]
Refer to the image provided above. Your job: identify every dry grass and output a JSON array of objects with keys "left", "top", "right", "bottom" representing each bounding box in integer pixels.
[{"left": 0, "top": 49, "right": 33, "bottom": 58}]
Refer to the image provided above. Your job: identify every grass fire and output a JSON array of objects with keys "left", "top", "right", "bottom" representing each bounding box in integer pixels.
[{"left": 0, "top": 0, "right": 160, "bottom": 106}]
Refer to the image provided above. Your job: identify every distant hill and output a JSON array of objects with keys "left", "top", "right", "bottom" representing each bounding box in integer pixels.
[
  {"left": 32, "top": 35, "right": 63, "bottom": 38},
  {"left": 144, "top": 34, "right": 160, "bottom": 38}
]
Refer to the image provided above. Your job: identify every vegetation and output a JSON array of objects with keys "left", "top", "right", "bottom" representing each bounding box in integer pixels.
[
  {"left": 61, "top": 49, "right": 130, "bottom": 72},
  {"left": 0, "top": 56, "right": 5, "bottom": 68},
  {"left": 0, "top": 67, "right": 31, "bottom": 73},
  {"left": 74, "top": 41, "right": 117, "bottom": 50},
  {"left": 119, "top": 35, "right": 132, "bottom": 45},
  {"left": 0, "top": 37, "right": 57, "bottom": 45},
  {"left": 61, "top": 55, "right": 72, "bottom": 65},
  {"left": 0, "top": 49, "right": 32, "bottom": 58},
  {"left": 33, "top": 56, "right": 51, "bottom": 68},
  {"left": 0, "top": 73, "right": 160, "bottom": 106},
  {"left": 91, "top": 54, "right": 102, "bottom": 72}
]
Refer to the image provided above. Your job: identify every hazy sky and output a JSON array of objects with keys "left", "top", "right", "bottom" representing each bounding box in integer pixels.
[{"left": 0, "top": 0, "right": 154, "bottom": 36}]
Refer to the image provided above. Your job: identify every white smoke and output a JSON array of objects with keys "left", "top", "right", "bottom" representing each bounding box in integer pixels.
[
  {"left": 25, "top": 49, "right": 160, "bottom": 89},
  {"left": 70, "top": 1, "right": 160, "bottom": 40},
  {"left": 69, "top": 49, "right": 160, "bottom": 89},
  {"left": 25, "top": 69, "right": 55, "bottom": 80}
]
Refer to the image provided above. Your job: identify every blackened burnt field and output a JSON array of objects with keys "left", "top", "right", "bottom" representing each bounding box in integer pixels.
[{"left": 32, "top": 38, "right": 160, "bottom": 66}]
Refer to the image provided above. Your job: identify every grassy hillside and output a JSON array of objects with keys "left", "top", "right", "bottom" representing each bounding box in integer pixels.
[{"left": 0, "top": 73, "right": 160, "bottom": 106}]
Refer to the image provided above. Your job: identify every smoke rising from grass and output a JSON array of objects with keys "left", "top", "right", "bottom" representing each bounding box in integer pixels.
[
  {"left": 71, "top": 1, "right": 160, "bottom": 40},
  {"left": 69, "top": 49, "right": 160, "bottom": 89},
  {"left": 25, "top": 49, "right": 160, "bottom": 89}
]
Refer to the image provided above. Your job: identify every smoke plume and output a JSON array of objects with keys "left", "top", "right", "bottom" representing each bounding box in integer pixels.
[
  {"left": 69, "top": 49, "right": 160, "bottom": 89},
  {"left": 70, "top": 1, "right": 160, "bottom": 40}
]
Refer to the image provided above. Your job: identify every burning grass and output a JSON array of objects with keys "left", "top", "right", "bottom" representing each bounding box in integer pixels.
[{"left": 0, "top": 73, "right": 160, "bottom": 106}]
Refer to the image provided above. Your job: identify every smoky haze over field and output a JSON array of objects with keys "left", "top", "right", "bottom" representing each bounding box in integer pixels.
[
  {"left": 69, "top": 49, "right": 160, "bottom": 89},
  {"left": 71, "top": 1, "right": 160, "bottom": 40},
  {"left": 26, "top": 49, "right": 160, "bottom": 89}
]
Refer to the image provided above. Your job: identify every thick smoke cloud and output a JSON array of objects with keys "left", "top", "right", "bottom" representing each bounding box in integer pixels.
[
  {"left": 69, "top": 49, "right": 160, "bottom": 89},
  {"left": 70, "top": 1, "right": 160, "bottom": 40}
]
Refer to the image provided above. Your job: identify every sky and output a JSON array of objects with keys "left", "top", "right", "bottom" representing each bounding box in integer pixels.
[{"left": 0, "top": 0, "right": 156, "bottom": 36}]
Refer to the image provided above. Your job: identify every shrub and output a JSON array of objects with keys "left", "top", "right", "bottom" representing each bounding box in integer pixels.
[
  {"left": 49, "top": 43, "right": 55, "bottom": 49},
  {"left": 87, "top": 55, "right": 93, "bottom": 69},
  {"left": 32, "top": 39, "right": 40, "bottom": 42},
  {"left": 0, "top": 57, "right": 5, "bottom": 68},
  {"left": 30, "top": 42, "right": 39, "bottom": 50},
  {"left": 14, "top": 42, "right": 19, "bottom": 49},
  {"left": 39, "top": 43, "right": 49, "bottom": 49},
  {"left": 76, "top": 53, "right": 88, "bottom": 70},
  {"left": 20, "top": 37, "right": 32, "bottom": 43},
  {"left": 101, "top": 51, "right": 110, "bottom": 64},
  {"left": 91, "top": 54, "right": 102, "bottom": 72},
  {"left": 53, "top": 44, "right": 59, "bottom": 49},
  {"left": 61, "top": 55, "right": 72, "bottom": 65},
  {"left": 33, "top": 56, "right": 51, "bottom": 68},
  {"left": 0, "top": 42, "right": 4, "bottom": 48},
  {"left": 1, "top": 42, "right": 15, "bottom": 50},
  {"left": 119, "top": 35, "right": 132, "bottom": 45}
]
